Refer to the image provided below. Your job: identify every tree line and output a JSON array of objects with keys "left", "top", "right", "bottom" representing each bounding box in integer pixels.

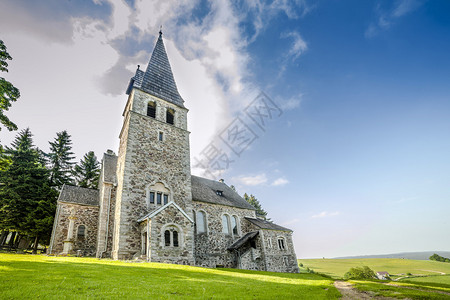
[
  {"left": 0, "top": 39, "right": 100, "bottom": 253},
  {"left": 0, "top": 129, "right": 101, "bottom": 252},
  {"left": 429, "top": 253, "right": 450, "bottom": 263}
]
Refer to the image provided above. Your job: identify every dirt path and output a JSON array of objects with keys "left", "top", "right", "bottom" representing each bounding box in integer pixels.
[{"left": 333, "top": 281, "right": 396, "bottom": 299}]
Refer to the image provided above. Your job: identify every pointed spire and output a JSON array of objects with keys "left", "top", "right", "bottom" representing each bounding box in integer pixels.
[{"left": 136, "top": 30, "right": 184, "bottom": 107}]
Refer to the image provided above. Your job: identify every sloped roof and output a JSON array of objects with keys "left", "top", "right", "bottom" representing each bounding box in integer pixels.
[
  {"left": 191, "top": 176, "right": 256, "bottom": 210},
  {"left": 245, "top": 217, "right": 292, "bottom": 232},
  {"left": 137, "top": 201, "right": 193, "bottom": 223},
  {"left": 126, "top": 31, "right": 185, "bottom": 108},
  {"left": 57, "top": 184, "right": 99, "bottom": 206},
  {"left": 227, "top": 231, "right": 259, "bottom": 250}
]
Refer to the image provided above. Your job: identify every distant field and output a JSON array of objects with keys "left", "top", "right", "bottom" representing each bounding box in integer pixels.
[
  {"left": 299, "top": 258, "right": 450, "bottom": 279},
  {"left": 404, "top": 275, "right": 450, "bottom": 285},
  {"left": 0, "top": 254, "right": 339, "bottom": 299}
]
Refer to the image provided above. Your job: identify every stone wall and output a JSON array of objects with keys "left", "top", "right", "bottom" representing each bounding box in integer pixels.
[
  {"left": 146, "top": 203, "right": 194, "bottom": 265},
  {"left": 258, "top": 229, "right": 299, "bottom": 273},
  {"left": 113, "top": 89, "right": 193, "bottom": 260},
  {"left": 238, "top": 235, "right": 265, "bottom": 271},
  {"left": 96, "top": 183, "right": 116, "bottom": 258},
  {"left": 193, "top": 201, "right": 256, "bottom": 268},
  {"left": 50, "top": 202, "right": 99, "bottom": 256}
]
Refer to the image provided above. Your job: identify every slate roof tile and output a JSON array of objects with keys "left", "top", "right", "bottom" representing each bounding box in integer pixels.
[
  {"left": 126, "top": 31, "right": 184, "bottom": 108},
  {"left": 57, "top": 184, "right": 99, "bottom": 206},
  {"left": 245, "top": 217, "right": 292, "bottom": 232},
  {"left": 191, "top": 175, "right": 256, "bottom": 210}
]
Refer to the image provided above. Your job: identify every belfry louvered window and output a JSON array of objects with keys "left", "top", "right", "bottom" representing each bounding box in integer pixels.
[
  {"left": 147, "top": 102, "right": 156, "bottom": 118},
  {"left": 166, "top": 109, "right": 174, "bottom": 125}
]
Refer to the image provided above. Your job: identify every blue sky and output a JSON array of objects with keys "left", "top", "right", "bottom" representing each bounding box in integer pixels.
[{"left": 1, "top": 0, "right": 449, "bottom": 258}]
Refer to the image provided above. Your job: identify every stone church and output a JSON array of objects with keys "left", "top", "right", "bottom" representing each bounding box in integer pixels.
[{"left": 49, "top": 31, "right": 299, "bottom": 273}]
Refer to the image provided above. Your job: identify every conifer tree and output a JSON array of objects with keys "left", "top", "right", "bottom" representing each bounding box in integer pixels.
[
  {"left": 0, "top": 129, "right": 57, "bottom": 251},
  {"left": 48, "top": 130, "right": 75, "bottom": 189},
  {"left": 243, "top": 193, "right": 268, "bottom": 219},
  {"left": 74, "top": 151, "right": 100, "bottom": 189}
]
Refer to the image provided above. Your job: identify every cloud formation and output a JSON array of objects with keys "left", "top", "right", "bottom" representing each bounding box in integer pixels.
[
  {"left": 272, "top": 177, "right": 289, "bottom": 186},
  {"left": 233, "top": 173, "right": 268, "bottom": 186},
  {"left": 311, "top": 211, "right": 340, "bottom": 219},
  {"left": 365, "top": 0, "right": 422, "bottom": 38}
]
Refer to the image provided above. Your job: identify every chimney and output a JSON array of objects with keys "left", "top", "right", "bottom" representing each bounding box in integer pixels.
[{"left": 219, "top": 179, "right": 224, "bottom": 183}]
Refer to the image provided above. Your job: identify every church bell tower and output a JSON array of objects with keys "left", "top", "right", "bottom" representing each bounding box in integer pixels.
[{"left": 111, "top": 31, "right": 193, "bottom": 261}]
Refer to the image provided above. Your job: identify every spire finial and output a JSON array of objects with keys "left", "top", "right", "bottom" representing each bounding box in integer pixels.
[{"left": 159, "top": 25, "right": 163, "bottom": 37}]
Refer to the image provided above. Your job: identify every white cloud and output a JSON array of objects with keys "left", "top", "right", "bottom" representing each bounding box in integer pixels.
[
  {"left": 365, "top": 0, "right": 422, "bottom": 38},
  {"left": 233, "top": 174, "right": 268, "bottom": 186},
  {"left": 279, "top": 94, "right": 302, "bottom": 111},
  {"left": 311, "top": 211, "right": 340, "bottom": 219},
  {"left": 282, "top": 31, "right": 307, "bottom": 61},
  {"left": 392, "top": 0, "right": 421, "bottom": 17},
  {"left": 272, "top": 177, "right": 289, "bottom": 186}
]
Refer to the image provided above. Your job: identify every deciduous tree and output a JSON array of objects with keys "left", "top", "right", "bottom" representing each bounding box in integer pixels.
[{"left": 0, "top": 40, "right": 20, "bottom": 132}]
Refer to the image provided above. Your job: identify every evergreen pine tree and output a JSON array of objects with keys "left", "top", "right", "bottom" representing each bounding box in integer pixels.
[
  {"left": 48, "top": 130, "right": 75, "bottom": 189},
  {"left": 0, "top": 129, "right": 57, "bottom": 251},
  {"left": 243, "top": 193, "right": 268, "bottom": 219},
  {"left": 74, "top": 151, "right": 100, "bottom": 189}
]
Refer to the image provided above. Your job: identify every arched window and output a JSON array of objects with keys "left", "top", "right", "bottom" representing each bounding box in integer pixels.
[
  {"left": 231, "top": 216, "right": 238, "bottom": 236},
  {"left": 162, "top": 226, "right": 181, "bottom": 248},
  {"left": 166, "top": 108, "right": 174, "bottom": 125},
  {"left": 196, "top": 211, "right": 206, "bottom": 234},
  {"left": 164, "top": 230, "right": 171, "bottom": 246},
  {"left": 222, "top": 215, "right": 230, "bottom": 234},
  {"left": 278, "top": 237, "right": 286, "bottom": 250},
  {"left": 147, "top": 101, "right": 156, "bottom": 118},
  {"left": 173, "top": 231, "right": 179, "bottom": 247},
  {"left": 77, "top": 225, "right": 85, "bottom": 238}
]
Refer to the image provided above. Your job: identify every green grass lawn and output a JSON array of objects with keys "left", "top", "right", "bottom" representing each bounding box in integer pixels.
[
  {"left": 0, "top": 254, "right": 339, "bottom": 299},
  {"left": 350, "top": 280, "right": 450, "bottom": 300},
  {"left": 403, "top": 274, "right": 450, "bottom": 285},
  {"left": 299, "top": 258, "right": 450, "bottom": 279}
]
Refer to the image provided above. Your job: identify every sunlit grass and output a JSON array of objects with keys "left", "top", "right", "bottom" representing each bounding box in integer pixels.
[{"left": 0, "top": 254, "right": 339, "bottom": 299}]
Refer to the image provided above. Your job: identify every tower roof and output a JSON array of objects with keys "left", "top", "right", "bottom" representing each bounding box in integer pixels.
[{"left": 126, "top": 31, "right": 185, "bottom": 107}]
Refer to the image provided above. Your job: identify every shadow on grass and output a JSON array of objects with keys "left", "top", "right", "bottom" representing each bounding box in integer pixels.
[{"left": 0, "top": 255, "right": 341, "bottom": 299}]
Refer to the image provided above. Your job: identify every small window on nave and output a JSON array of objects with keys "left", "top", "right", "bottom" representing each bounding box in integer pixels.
[
  {"left": 196, "top": 211, "right": 206, "bottom": 234},
  {"left": 77, "top": 225, "right": 86, "bottom": 238},
  {"left": 278, "top": 238, "right": 286, "bottom": 250},
  {"left": 222, "top": 215, "right": 230, "bottom": 234},
  {"left": 231, "top": 215, "right": 238, "bottom": 236}
]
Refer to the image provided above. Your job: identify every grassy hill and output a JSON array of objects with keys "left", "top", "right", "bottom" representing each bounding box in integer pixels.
[
  {"left": 0, "top": 254, "right": 339, "bottom": 299},
  {"left": 299, "top": 258, "right": 450, "bottom": 279},
  {"left": 334, "top": 251, "right": 450, "bottom": 260}
]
